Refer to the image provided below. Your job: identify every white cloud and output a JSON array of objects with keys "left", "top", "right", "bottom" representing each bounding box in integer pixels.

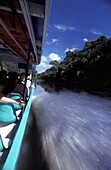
[
  {"left": 64, "top": 47, "right": 78, "bottom": 53},
  {"left": 54, "top": 24, "right": 67, "bottom": 31},
  {"left": 52, "top": 39, "right": 59, "bottom": 43},
  {"left": 36, "top": 53, "right": 61, "bottom": 73},
  {"left": 49, "top": 53, "right": 61, "bottom": 61},
  {"left": 36, "top": 56, "right": 51, "bottom": 73},
  {"left": 83, "top": 38, "right": 89, "bottom": 42},
  {"left": 54, "top": 24, "right": 77, "bottom": 32},
  {"left": 91, "top": 30, "right": 102, "bottom": 35},
  {"left": 36, "top": 62, "right": 51, "bottom": 73},
  {"left": 46, "top": 38, "right": 59, "bottom": 45},
  {"left": 90, "top": 30, "right": 111, "bottom": 38},
  {"left": 41, "top": 56, "right": 48, "bottom": 62}
]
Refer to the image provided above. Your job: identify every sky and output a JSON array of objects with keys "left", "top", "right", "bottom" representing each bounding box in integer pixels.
[{"left": 36, "top": 0, "right": 111, "bottom": 73}]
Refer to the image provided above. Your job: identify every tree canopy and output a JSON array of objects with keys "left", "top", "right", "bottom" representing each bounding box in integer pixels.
[{"left": 37, "top": 36, "right": 111, "bottom": 94}]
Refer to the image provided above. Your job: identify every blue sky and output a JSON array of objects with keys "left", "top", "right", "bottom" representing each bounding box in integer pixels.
[{"left": 36, "top": 0, "right": 111, "bottom": 73}]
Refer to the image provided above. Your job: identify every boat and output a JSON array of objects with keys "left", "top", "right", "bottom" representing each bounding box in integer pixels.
[{"left": 0, "top": 0, "right": 51, "bottom": 169}]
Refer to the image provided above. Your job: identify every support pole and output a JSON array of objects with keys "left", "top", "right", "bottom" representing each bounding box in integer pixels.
[{"left": 23, "top": 41, "right": 32, "bottom": 101}]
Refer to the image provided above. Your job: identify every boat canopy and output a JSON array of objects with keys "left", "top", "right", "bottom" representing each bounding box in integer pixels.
[{"left": 0, "top": 0, "right": 51, "bottom": 65}]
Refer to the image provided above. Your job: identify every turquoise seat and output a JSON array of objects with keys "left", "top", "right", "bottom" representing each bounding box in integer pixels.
[
  {"left": 8, "top": 93, "right": 21, "bottom": 100},
  {"left": 0, "top": 102, "right": 16, "bottom": 123},
  {"left": 10, "top": 96, "right": 20, "bottom": 100},
  {"left": 7, "top": 93, "right": 22, "bottom": 110},
  {"left": 12, "top": 103, "right": 21, "bottom": 110}
]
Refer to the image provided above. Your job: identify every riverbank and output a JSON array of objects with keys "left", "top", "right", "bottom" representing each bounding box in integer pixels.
[
  {"left": 37, "top": 81, "right": 111, "bottom": 99},
  {"left": 37, "top": 36, "right": 111, "bottom": 96}
]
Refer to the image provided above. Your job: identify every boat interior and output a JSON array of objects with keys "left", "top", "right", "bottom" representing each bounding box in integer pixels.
[{"left": 0, "top": 0, "right": 51, "bottom": 169}]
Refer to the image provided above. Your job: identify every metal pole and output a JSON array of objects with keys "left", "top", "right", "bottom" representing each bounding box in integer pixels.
[{"left": 23, "top": 41, "right": 32, "bottom": 101}]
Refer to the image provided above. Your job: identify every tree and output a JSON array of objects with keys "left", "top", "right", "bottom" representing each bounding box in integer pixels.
[{"left": 50, "top": 60, "right": 59, "bottom": 67}]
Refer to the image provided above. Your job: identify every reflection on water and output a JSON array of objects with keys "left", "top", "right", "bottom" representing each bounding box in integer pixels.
[
  {"left": 32, "top": 85, "right": 111, "bottom": 170},
  {"left": 36, "top": 81, "right": 67, "bottom": 93}
]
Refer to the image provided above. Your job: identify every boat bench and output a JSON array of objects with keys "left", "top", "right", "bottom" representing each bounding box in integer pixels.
[
  {"left": 0, "top": 92, "right": 23, "bottom": 156},
  {"left": 0, "top": 109, "right": 22, "bottom": 159}
]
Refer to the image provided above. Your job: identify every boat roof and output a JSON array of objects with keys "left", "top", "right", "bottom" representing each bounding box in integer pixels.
[{"left": 0, "top": 0, "right": 51, "bottom": 64}]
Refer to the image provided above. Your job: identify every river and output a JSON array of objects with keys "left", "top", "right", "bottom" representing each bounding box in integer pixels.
[{"left": 32, "top": 85, "right": 111, "bottom": 170}]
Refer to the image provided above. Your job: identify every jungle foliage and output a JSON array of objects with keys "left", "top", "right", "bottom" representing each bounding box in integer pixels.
[{"left": 37, "top": 36, "right": 111, "bottom": 93}]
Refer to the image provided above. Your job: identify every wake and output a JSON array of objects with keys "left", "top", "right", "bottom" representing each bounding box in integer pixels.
[{"left": 32, "top": 91, "right": 111, "bottom": 170}]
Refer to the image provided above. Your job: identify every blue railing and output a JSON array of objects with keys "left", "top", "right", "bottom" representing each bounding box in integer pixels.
[{"left": 3, "top": 86, "right": 35, "bottom": 170}]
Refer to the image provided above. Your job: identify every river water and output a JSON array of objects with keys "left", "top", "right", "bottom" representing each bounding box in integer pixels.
[{"left": 32, "top": 85, "right": 111, "bottom": 170}]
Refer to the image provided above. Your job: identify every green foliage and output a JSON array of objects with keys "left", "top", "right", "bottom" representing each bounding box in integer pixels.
[
  {"left": 38, "top": 36, "right": 111, "bottom": 92},
  {"left": 49, "top": 60, "right": 59, "bottom": 67}
]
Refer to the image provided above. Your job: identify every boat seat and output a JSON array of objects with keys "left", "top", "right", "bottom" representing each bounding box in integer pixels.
[
  {"left": 0, "top": 122, "right": 19, "bottom": 166},
  {"left": 16, "top": 109, "right": 22, "bottom": 117},
  {"left": 0, "top": 122, "right": 16, "bottom": 156},
  {"left": 0, "top": 102, "right": 22, "bottom": 155},
  {"left": 0, "top": 112, "right": 21, "bottom": 156},
  {"left": 7, "top": 93, "right": 24, "bottom": 111},
  {"left": 0, "top": 108, "right": 22, "bottom": 142},
  {"left": 7, "top": 93, "right": 21, "bottom": 101},
  {"left": 0, "top": 122, "right": 16, "bottom": 138}
]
